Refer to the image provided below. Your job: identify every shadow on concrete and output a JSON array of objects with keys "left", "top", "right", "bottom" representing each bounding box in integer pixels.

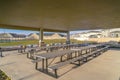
[
  {"left": 18, "top": 72, "right": 41, "bottom": 80},
  {"left": 109, "top": 48, "right": 120, "bottom": 51}
]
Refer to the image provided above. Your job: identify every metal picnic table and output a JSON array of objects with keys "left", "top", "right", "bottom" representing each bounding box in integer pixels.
[
  {"left": 35, "top": 49, "right": 76, "bottom": 72},
  {"left": 34, "top": 43, "right": 108, "bottom": 77},
  {"left": 0, "top": 47, "right": 22, "bottom": 57},
  {"left": 35, "top": 44, "right": 100, "bottom": 72}
]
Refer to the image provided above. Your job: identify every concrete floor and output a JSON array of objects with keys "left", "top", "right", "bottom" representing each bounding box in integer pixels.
[{"left": 0, "top": 49, "right": 120, "bottom": 80}]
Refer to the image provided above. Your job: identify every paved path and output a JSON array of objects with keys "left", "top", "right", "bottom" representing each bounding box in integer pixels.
[{"left": 0, "top": 49, "right": 120, "bottom": 80}]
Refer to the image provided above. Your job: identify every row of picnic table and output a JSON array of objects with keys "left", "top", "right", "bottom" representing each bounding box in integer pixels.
[
  {"left": 27, "top": 43, "right": 80, "bottom": 58},
  {"left": 0, "top": 43, "right": 88, "bottom": 57},
  {"left": 33, "top": 43, "right": 109, "bottom": 78},
  {"left": 0, "top": 47, "right": 24, "bottom": 57}
]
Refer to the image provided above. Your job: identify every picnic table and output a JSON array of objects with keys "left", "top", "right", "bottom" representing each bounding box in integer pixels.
[
  {"left": 34, "top": 43, "right": 109, "bottom": 77},
  {"left": 27, "top": 44, "right": 79, "bottom": 59},
  {"left": 35, "top": 49, "right": 76, "bottom": 72},
  {"left": 0, "top": 47, "right": 21, "bottom": 57},
  {"left": 34, "top": 44, "right": 100, "bottom": 72}
]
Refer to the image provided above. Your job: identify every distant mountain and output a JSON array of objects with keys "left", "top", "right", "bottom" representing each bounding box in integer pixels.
[
  {"left": 10, "top": 33, "right": 26, "bottom": 38},
  {"left": 27, "top": 33, "right": 39, "bottom": 39},
  {"left": 0, "top": 33, "right": 13, "bottom": 38},
  {"left": 36, "top": 32, "right": 65, "bottom": 37},
  {"left": 0, "top": 33, "right": 26, "bottom": 38},
  {"left": 27, "top": 33, "right": 66, "bottom": 39}
]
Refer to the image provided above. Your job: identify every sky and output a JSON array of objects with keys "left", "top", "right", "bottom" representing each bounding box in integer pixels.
[
  {"left": 0, "top": 28, "right": 38, "bottom": 35},
  {"left": 0, "top": 28, "right": 101, "bottom": 35}
]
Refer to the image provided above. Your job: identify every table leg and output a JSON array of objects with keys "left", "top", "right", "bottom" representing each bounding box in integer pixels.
[
  {"left": 80, "top": 50, "right": 83, "bottom": 56},
  {"left": 78, "top": 51, "right": 81, "bottom": 56},
  {"left": 30, "top": 52, "right": 32, "bottom": 58},
  {"left": 0, "top": 51, "right": 3, "bottom": 57},
  {"left": 0, "top": 51, "right": 2, "bottom": 57},
  {"left": 60, "top": 56, "right": 63, "bottom": 62},
  {"left": 46, "top": 59, "right": 48, "bottom": 73},
  {"left": 88, "top": 48, "right": 90, "bottom": 53},
  {"left": 35, "top": 57, "right": 38, "bottom": 69},
  {"left": 70, "top": 53, "right": 72, "bottom": 59},
  {"left": 90, "top": 48, "right": 91, "bottom": 53},
  {"left": 75, "top": 51, "right": 77, "bottom": 57},
  {"left": 55, "top": 69, "right": 58, "bottom": 78},
  {"left": 78, "top": 60, "right": 80, "bottom": 66},
  {"left": 42, "top": 59, "right": 44, "bottom": 71},
  {"left": 27, "top": 52, "right": 29, "bottom": 58},
  {"left": 67, "top": 54, "right": 70, "bottom": 60}
]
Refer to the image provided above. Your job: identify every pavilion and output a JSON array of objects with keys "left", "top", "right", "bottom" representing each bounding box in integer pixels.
[{"left": 0, "top": 0, "right": 120, "bottom": 45}]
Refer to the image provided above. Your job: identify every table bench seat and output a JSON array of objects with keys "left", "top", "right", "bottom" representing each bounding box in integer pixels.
[{"left": 48, "top": 56, "right": 83, "bottom": 78}]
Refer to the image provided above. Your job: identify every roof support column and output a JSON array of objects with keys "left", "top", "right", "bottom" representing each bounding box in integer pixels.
[
  {"left": 39, "top": 28, "right": 44, "bottom": 47},
  {"left": 66, "top": 31, "right": 70, "bottom": 44}
]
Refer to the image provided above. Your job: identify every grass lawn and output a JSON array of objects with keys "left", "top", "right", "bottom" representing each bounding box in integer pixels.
[
  {"left": 0, "top": 39, "right": 97, "bottom": 46},
  {"left": 0, "top": 40, "right": 38, "bottom": 46}
]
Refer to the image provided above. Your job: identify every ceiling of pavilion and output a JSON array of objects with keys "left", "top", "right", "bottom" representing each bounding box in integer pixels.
[{"left": 0, "top": 0, "right": 120, "bottom": 31}]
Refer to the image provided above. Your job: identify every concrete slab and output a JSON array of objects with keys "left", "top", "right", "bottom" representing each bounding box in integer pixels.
[{"left": 0, "top": 49, "right": 120, "bottom": 80}]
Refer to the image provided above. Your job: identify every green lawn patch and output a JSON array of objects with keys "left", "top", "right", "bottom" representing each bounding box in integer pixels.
[
  {"left": 0, "top": 70, "right": 11, "bottom": 80},
  {"left": 0, "top": 39, "right": 97, "bottom": 47}
]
